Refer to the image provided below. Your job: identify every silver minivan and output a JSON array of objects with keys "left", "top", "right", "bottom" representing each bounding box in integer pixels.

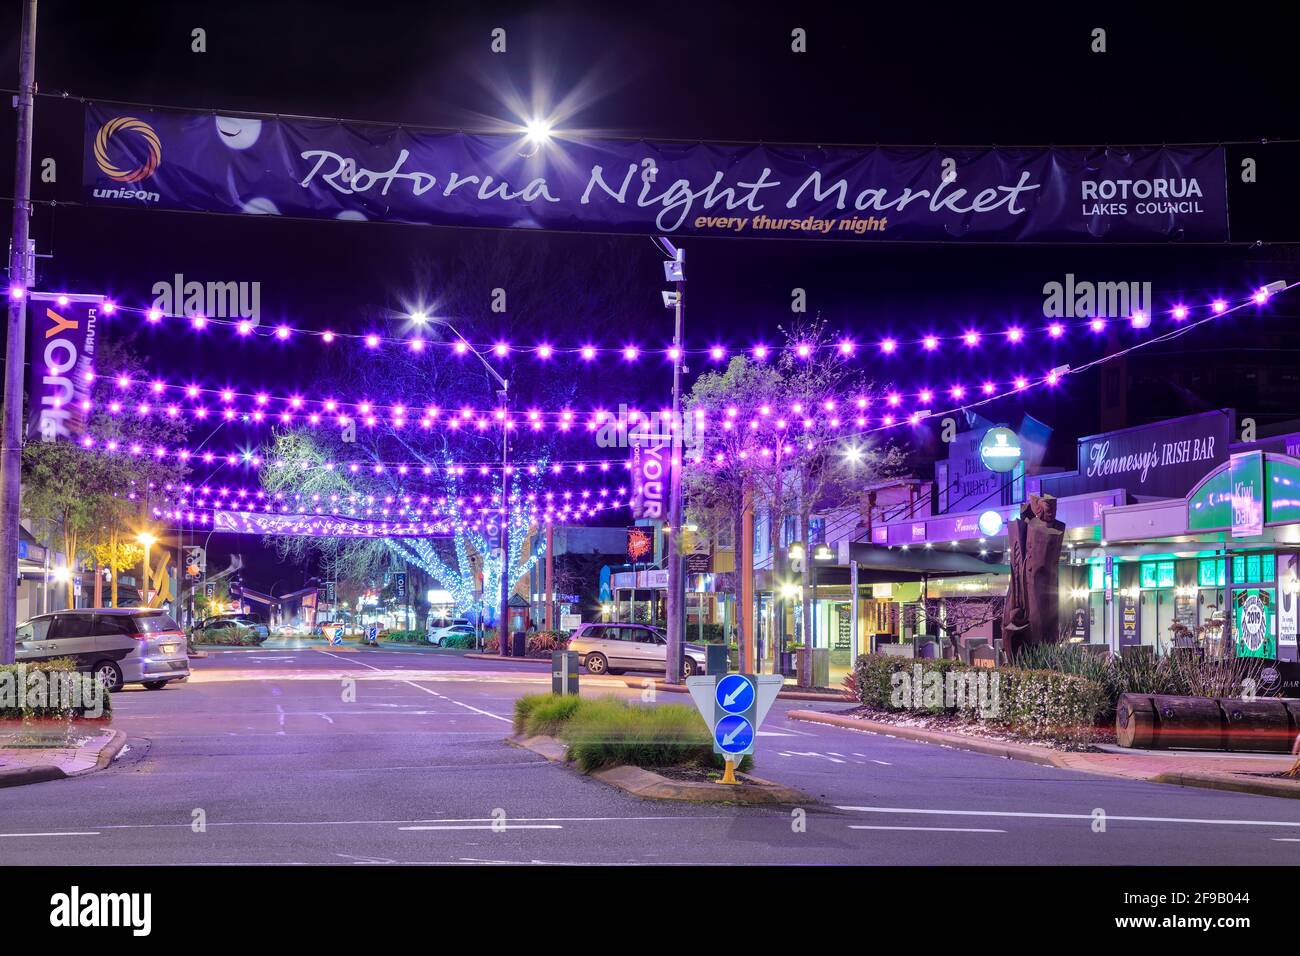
[
  {"left": 567, "top": 623, "right": 707, "bottom": 676},
  {"left": 16, "top": 608, "right": 191, "bottom": 691}
]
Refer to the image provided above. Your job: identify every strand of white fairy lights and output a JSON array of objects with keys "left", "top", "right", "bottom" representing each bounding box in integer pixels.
[{"left": 27, "top": 282, "right": 1279, "bottom": 362}]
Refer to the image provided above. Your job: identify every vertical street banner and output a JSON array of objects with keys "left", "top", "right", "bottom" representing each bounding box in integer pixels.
[
  {"left": 83, "top": 104, "right": 1230, "bottom": 242},
  {"left": 26, "top": 293, "right": 102, "bottom": 442},
  {"left": 630, "top": 444, "right": 667, "bottom": 521}
]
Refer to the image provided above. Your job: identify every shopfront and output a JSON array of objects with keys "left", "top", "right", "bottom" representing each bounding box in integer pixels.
[{"left": 1096, "top": 450, "right": 1300, "bottom": 661}]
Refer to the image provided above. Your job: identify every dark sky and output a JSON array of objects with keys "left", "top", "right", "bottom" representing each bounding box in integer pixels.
[{"left": 3, "top": 1, "right": 1299, "bottom": 589}]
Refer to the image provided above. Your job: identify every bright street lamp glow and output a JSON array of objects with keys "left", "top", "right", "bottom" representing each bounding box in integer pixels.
[
  {"left": 137, "top": 532, "right": 157, "bottom": 548},
  {"left": 523, "top": 117, "right": 553, "bottom": 147}
]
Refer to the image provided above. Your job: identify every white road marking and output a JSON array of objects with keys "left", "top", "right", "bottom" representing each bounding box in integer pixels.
[
  {"left": 837, "top": 806, "right": 1300, "bottom": 828},
  {"left": 784, "top": 751, "right": 846, "bottom": 764},
  {"left": 849, "top": 825, "right": 1005, "bottom": 833},
  {"left": 871, "top": 760, "right": 892, "bottom": 766},
  {"left": 318, "top": 649, "right": 510, "bottom": 723},
  {"left": 0, "top": 831, "right": 99, "bottom": 838},
  {"left": 399, "top": 825, "right": 563, "bottom": 831}
]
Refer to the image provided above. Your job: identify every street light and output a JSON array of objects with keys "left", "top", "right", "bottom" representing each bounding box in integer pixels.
[{"left": 431, "top": 317, "right": 511, "bottom": 656}]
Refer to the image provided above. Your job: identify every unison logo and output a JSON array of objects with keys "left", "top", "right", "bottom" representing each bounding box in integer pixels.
[
  {"left": 151, "top": 273, "right": 261, "bottom": 326},
  {"left": 49, "top": 886, "right": 151, "bottom": 936},
  {"left": 1042, "top": 273, "right": 1152, "bottom": 321}
]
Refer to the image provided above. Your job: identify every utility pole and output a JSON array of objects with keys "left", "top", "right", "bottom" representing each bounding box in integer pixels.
[
  {"left": 662, "top": 240, "right": 686, "bottom": 684},
  {"left": 498, "top": 380, "right": 509, "bottom": 655},
  {"left": 1, "top": 0, "right": 38, "bottom": 665}
]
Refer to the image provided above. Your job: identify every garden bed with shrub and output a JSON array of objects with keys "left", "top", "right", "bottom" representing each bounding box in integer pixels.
[
  {"left": 513, "top": 693, "right": 752, "bottom": 774},
  {"left": 377, "top": 629, "right": 426, "bottom": 644},
  {"left": 482, "top": 630, "right": 570, "bottom": 658},
  {"left": 191, "top": 627, "right": 263, "bottom": 647},
  {"left": 0, "top": 658, "right": 112, "bottom": 745},
  {"left": 852, "top": 654, "right": 1108, "bottom": 748}
]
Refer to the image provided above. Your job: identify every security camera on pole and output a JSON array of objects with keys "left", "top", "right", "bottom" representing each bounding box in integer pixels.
[{"left": 658, "top": 238, "right": 686, "bottom": 684}]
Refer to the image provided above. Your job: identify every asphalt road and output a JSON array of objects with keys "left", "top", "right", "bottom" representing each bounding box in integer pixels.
[{"left": 3, "top": 645, "right": 1300, "bottom": 865}]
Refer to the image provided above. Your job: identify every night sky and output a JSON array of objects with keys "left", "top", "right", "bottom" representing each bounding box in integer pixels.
[{"left": 3, "top": 1, "right": 1299, "bottom": 590}]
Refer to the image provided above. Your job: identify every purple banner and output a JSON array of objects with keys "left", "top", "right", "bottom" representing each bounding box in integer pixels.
[
  {"left": 213, "top": 510, "right": 452, "bottom": 539},
  {"left": 26, "top": 294, "right": 101, "bottom": 442},
  {"left": 83, "top": 105, "right": 1229, "bottom": 242}
]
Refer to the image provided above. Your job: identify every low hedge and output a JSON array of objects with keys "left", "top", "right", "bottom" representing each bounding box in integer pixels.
[
  {"left": 378, "top": 629, "right": 426, "bottom": 644},
  {"left": 0, "top": 658, "right": 111, "bottom": 721},
  {"left": 853, "top": 654, "right": 1107, "bottom": 746},
  {"left": 513, "top": 693, "right": 752, "bottom": 774},
  {"left": 526, "top": 631, "right": 569, "bottom": 657},
  {"left": 193, "top": 627, "right": 262, "bottom": 646},
  {"left": 442, "top": 633, "right": 477, "bottom": 649}
]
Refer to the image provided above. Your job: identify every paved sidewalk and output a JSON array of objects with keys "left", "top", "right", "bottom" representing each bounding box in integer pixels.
[
  {"left": 0, "top": 727, "right": 127, "bottom": 788},
  {"left": 790, "top": 709, "right": 1300, "bottom": 799}
]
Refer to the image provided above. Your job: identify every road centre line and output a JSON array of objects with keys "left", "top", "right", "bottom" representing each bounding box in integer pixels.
[
  {"left": 837, "top": 806, "right": 1300, "bottom": 828},
  {"left": 849, "top": 825, "right": 1005, "bottom": 833}
]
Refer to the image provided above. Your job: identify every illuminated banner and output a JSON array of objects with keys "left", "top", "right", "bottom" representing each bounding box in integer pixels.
[
  {"left": 83, "top": 104, "right": 1229, "bottom": 242},
  {"left": 26, "top": 293, "right": 102, "bottom": 442},
  {"left": 630, "top": 443, "right": 667, "bottom": 521},
  {"left": 213, "top": 510, "right": 452, "bottom": 538}
]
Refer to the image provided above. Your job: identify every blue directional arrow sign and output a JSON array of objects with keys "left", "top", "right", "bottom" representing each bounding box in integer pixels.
[
  {"left": 715, "top": 674, "right": 755, "bottom": 714},
  {"left": 713, "top": 714, "right": 754, "bottom": 755}
]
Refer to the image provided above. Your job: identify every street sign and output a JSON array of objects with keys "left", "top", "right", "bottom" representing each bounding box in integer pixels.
[
  {"left": 713, "top": 714, "right": 754, "bottom": 755},
  {"left": 685, "top": 673, "right": 783, "bottom": 760},
  {"left": 715, "top": 674, "right": 755, "bottom": 714}
]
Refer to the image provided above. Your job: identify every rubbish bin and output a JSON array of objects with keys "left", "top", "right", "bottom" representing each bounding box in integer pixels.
[
  {"left": 705, "top": 644, "right": 729, "bottom": 675},
  {"left": 796, "top": 647, "right": 830, "bottom": 688},
  {"left": 778, "top": 651, "right": 796, "bottom": 676},
  {"left": 510, "top": 631, "right": 527, "bottom": 657}
]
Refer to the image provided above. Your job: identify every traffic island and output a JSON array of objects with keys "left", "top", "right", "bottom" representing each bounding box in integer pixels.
[
  {"left": 509, "top": 733, "right": 809, "bottom": 804},
  {"left": 621, "top": 675, "right": 851, "bottom": 702},
  {"left": 509, "top": 693, "right": 811, "bottom": 804}
]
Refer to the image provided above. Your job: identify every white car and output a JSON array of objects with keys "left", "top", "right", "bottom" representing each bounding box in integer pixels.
[
  {"left": 428, "top": 623, "right": 477, "bottom": 646},
  {"left": 566, "top": 623, "right": 708, "bottom": 676}
]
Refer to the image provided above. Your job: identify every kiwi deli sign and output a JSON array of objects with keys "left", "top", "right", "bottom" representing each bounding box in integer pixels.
[{"left": 83, "top": 104, "right": 1229, "bottom": 243}]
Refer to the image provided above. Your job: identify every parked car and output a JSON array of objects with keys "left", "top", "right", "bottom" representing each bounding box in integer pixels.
[
  {"left": 16, "top": 608, "right": 190, "bottom": 691},
  {"left": 201, "top": 617, "right": 270, "bottom": 640},
  {"left": 428, "top": 623, "right": 477, "bottom": 646},
  {"left": 566, "top": 623, "right": 707, "bottom": 676}
]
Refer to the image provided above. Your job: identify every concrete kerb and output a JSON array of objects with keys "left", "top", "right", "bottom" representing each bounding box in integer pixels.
[
  {"left": 508, "top": 733, "right": 810, "bottom": 804},
  {"left": 789, "top": 709, "right": 1300, "bottom": 799},
  {"left": 0, "top": 728, "right": 127, "bottom": 789}
]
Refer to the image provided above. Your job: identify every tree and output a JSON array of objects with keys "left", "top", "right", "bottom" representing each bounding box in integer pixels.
[
  {"left": 21, "top": 442, "right": 105, "bottom": 607},
  {"left": 684, "top": 324, "right": 903, "bottom": 683},
  {"left": 923, "top": 594, "right": 1007, "bottom": 655},
  {"left": 684, "top": 355, "right": 783, "bottom": 659},
  {"left": 258, "top": 429, "right": 546, "bottom": 626},
  {"left": 21, "top": 339, "right": 192, "bottom": 607}
]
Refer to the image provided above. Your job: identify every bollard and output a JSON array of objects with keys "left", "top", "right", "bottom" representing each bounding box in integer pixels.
[{"left": 552, "top": 651, "right": 579, "bottom": 695}]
